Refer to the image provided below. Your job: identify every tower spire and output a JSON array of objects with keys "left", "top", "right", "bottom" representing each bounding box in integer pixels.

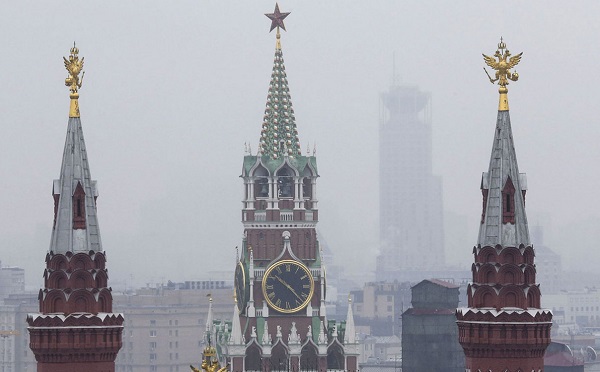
[
  {"left": 52, "top": 44, "right": 100, "bottom": 254},
  {"left": 456, "top": 39, "right": 551, "bottom": 372},
  {"left": 28, "top": 45, "right": 123, "bottom": 372},
  {"left": 479, "top": 39, "right": 528, "bottom": 247},
  {"left": 260, "top": 4, "right": 300, "bottom": 159}
]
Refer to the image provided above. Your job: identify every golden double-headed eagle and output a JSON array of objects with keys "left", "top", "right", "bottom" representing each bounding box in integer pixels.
[
  {"left": 64, "top": 43, "right": 84, "bottom": 95},
  {"left": 483, "top": 38, "right": 522, "bottom": 89}
]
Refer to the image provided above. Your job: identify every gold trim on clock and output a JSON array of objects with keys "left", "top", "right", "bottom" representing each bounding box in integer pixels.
[
  {"left": 235, "top": 261, "right": 247, "bottom": 311},
  {"left": 262, "top": 259, "right": 314, "bottom": 314}
]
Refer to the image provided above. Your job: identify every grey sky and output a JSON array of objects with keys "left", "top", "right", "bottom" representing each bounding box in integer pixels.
[{"left": 1, "top": 1, "right": 599, "bottom": 288}]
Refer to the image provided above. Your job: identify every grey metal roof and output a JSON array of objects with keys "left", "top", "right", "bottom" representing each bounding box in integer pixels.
[
  {"left": 49, "top": 117, "right": 102, "bottom": 253},
  {"left": 477, "top": 110, "right": 530, "bottom": 247}
]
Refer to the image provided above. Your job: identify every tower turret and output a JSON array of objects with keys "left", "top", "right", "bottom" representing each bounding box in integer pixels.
[
  {"left": 456, "top": 39, "right": 552, "bottom": 372},
  {"left": 27, "top": 45, "right": 124, "bottom": 372},
  {"left": 226, "top": 5, "right": 356, "bottom": 371}
]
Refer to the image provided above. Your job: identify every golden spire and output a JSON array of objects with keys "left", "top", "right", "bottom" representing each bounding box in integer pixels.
[
  {"left": 276, "top": 27, "right": 281, "bottom": 50},
  {"left": 483, "top": 38, "right": 522, "bottom": 111},
  {"left": 63, "top": 43, "right": 85, "bottom": 118}
]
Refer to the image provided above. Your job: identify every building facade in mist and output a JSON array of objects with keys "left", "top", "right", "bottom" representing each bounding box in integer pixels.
[
  {"left": 402, "top": 279, "right": 464, "bottom": 372},
  {"left": 26, "top": 46, "right": 124, "bottom": 372},
  {"left": 113, "top": 283, "right": 231, "bottom": 372},
  {"left": 221, "top": 6, "right": 358, "bottom": 371},
  {"left": 455, "top": 40, "right": 552, "bottom": 371},
  {"left": 530, "top": 225, "right": 563, "bottom": 295},
  {"left": 376, "top": 85, "right": 445, "bottom": 282},
  {"left": 349, "top": 281, "right": 411, "bottom": 337}
]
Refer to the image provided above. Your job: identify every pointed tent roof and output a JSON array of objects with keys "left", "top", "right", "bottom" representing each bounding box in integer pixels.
[
  {"left": 50, "top": 114, "right": 101, "bottom": 253},
  {"left": 478, "top": 106, "right": 529, "bottom": 247},
  {"left": 258, "top": 28, "right": 301, "bottom": 160},
  {"left": 205, "top": 296, "right": 214, "bottom": 337},
  {"left": 229, "top": 297, "right": 243, "bottom": 345},
  {"left": 344, "top": 298, "right": 356, "bottom": 344}
]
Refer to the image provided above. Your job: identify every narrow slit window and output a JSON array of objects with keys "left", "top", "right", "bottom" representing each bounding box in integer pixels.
[
  {"left": 505, "top": 194, "right": 511, "bottom": 213},
  {"left": 77, "top": 199, "right": 82, "bottom": 217}
]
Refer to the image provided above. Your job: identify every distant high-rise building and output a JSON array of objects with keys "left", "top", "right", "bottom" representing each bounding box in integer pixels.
[
  {"left": 530, "top": 225, "right": 563, "bottom": 294},
  {"left": 377, "top": 85, "right": 444, "bottom": 281},
  {"left": 456, "top": 40, "right": 552, "bottom": 371},
  {"left": 0, "top": 262, "right": 24, "bottom": 302},
  {"left": 27, "top": 46, "right": 123, "bottom": 372}
]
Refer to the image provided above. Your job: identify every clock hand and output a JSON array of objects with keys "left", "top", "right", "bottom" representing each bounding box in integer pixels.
[{"left": 274, "top": 275, "right": 303, "bottom": 301}]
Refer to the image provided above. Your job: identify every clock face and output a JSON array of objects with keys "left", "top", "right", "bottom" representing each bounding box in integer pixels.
[
  {"left": 262, "top": 260, "right": 314, "bottom": 313},
  {"left": 234, "top": 262, "right": 247, "bottom": 312}
]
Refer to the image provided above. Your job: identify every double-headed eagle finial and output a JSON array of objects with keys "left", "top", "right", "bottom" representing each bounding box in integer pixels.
[
  {"left": 483, "top": 38, "right": 522, "bottom": 111},
  {"left": 64, "top": 43, "right": 85, "bottom": 117}
]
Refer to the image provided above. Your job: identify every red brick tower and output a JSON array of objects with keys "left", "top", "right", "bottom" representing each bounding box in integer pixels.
[
  {"left": 27, "top": 45, "right": 123, "bottom": 372},
  {"left": 456, "top": 39, "right": 552, "bottom": 372},
  {"left": 222, "top": 4, "right": 358, "bottom": 372}
]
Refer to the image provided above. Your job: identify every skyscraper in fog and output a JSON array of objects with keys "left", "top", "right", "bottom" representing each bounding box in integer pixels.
[{"left": 376, "top": 85, "right": 444, "bottom": 281}]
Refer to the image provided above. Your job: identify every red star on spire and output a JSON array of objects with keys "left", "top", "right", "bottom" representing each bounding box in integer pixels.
[{"left": 265, "top": 3, "right": 290, "bottom": 32}]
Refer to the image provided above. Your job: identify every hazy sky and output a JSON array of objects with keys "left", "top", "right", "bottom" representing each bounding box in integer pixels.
[{"left": 1, "top": 1, "right": 599, "bottom": 288}]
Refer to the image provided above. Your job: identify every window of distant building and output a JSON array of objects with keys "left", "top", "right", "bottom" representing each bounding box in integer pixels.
[
  {"left": 150, "top": 330, "right": 157, "bottom": 337},
  {"left": 150, "top": 320, "right": 156, "bottom": 326}
]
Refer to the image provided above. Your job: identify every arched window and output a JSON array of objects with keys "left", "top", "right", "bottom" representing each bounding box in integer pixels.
[
  {"left": 327, "top": 343, "right": 344, "bottom": 370},
  {"left": 277, "top": 168, "right": 293, "bottom": 198},
  {"left": 502, "top": 176, "right": 516, "bottom": 224},
  {"left": 244, "top": 344, "right": 262, "bottom": 372},
  {"left": 253, "top": 165, "right": 269, "bottom": 199},
  {"left": 301, "top": 343, "right": 318, "bottom": 371},
  {"left": 302, "top": 178, "right": 312, "bottom": 199},
  {"left": 73, "top": 182, "right": 86, "bottom": 229},
  {"left": 270, "top": 343, "right": 288, "bottom": 371}
]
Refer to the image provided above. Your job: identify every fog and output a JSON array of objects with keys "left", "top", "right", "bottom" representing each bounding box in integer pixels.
[{"left": 1, "top": 1, "right": 599, "bottom": 288}]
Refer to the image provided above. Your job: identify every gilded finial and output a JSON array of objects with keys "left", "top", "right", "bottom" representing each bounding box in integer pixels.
[
  {"left": 64, "top": 42, "right": 85, "bottom": 118},
  {"left": 483, "top": 38, "right": 522, "bottom": 111}
]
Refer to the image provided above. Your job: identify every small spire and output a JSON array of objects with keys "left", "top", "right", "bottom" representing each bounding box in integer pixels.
[
  {"left": 318, "top": 320, "right": 327, "bottom": 344},
  {"left": 262, "top": 320, "right": 270, "bottom": 345},
  {"left": 344, "top": 295, "right": 357, "bottom": 344},
  {"left": 205, "top": 294, "right": 214, "bottom": 334},
  {"left": 63, "top": 43, "right": 85, "bottom": 118},
  {"left": 482, "top": 38, "right": 522, "bottom": 111},
  {"left": 229, "top": 289, "right": 243, "bottom": 345}
]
